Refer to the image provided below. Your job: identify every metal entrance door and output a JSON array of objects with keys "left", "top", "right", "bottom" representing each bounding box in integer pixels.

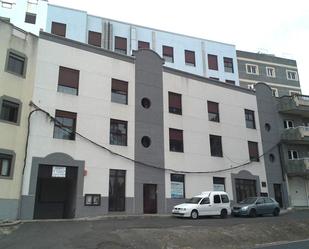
[
  {"left": 235, "top": 178, "right": 257, "bottom": 202},
  {"left": 143, "top": 184, "right": 157, "bottom": 214}
]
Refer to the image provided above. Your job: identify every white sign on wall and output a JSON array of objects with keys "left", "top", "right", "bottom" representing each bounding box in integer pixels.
[
  {"left": 171, "top": 182, "right": 184, "bottom": 198},
  {"left": 213, "top": 184, "right": 225, "bottom": 191},
  {"left": 52, "top": 166, "right": 66, "bottom": 178}
]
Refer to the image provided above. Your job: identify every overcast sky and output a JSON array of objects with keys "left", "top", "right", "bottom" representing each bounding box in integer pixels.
[{"left": 49, "top": 0, "right": 309, "bottom": 95}]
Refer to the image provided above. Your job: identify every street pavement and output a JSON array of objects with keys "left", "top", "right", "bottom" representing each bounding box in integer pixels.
[
  {"left": 0, "top": 210, "right": 309, "bottom": 249},
  {"left": 254, "top": 239, "right": 309, "bottom": 249}
]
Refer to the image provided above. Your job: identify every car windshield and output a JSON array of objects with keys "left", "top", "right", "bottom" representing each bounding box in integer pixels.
[
  {"left": 185, "top": 197, "right": 202, "bottom": 204},
  {"left": 239, "top": 197, "right": 257, "bottom": 204}
]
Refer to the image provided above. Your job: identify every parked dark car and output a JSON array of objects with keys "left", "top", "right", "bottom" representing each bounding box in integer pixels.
[{"left": 232, "top": 197, "right": 280, "bottom": 217}]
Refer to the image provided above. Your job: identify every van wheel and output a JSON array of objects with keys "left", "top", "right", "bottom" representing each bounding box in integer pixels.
[
  {"left": 273, "top": 208, "right": 280, "bottom": 217},
  {"left": 220, "top": 209, "right": 228, "bottom": 219},
  {"left": 191, "top": 210, "right": 199, "bottom": 219},
  {"left": 249, "top": 209, "right": 256, "bottom": 218}
]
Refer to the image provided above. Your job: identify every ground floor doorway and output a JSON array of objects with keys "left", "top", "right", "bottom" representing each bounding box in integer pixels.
[
  {"left": 235, "top": 178, "right": 257, "bottom": 202},
  {"left": 109, "top": 169, "right": 126, "bottom": 212},
  {"left": 274, "top": 184, "right": 283, "bottom": 208},
  {"left": 289, "top": 177, "right": 308, "bottom": 207},
  {"left": 143, "top": 184, "right": 157, "bottom": 214},
  {"left": 34, "top": 165, "right": 78, "bottom": 219}
]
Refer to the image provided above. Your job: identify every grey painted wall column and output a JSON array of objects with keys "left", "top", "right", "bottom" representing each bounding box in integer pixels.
[
  {"left": 134, "top": 50, "right": 166, "bottom": 214},
  {"left": 255, "top": 83, "right": 289, "bottom": 208}
]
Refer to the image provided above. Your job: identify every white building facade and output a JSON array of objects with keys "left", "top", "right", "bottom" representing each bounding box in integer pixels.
[{"left": 19, "top": 31, "right": 268, "bottom": 219}]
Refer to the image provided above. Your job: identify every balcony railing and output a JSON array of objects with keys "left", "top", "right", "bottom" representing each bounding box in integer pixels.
[
  {"left": 286, "top": 158, "right": 309, "bottom": 175},
  {"left": 278, "top": 94, "right": 309, "bottom": 116},
  {"left": 281, "top": 126, "right": 309, "bottom": 143}
]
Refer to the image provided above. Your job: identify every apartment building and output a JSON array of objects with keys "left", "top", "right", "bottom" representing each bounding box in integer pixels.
[
  {"left": 17, "top": 28, "right": 268, "bottom": 219},
  {"left": 237, "top": 50, "right": 301, "bottom": 97},
  {"left": 0, "top": 20, "right": 38, "bottom": 219},
  {"left": 0, "top": 0, "right": 239, "bottom": 85},
  {"left": 256, "top": 83, "right": 309, "bottom": 207}
]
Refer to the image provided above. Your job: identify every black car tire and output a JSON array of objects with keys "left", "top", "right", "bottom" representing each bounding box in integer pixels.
[
  {"left": 220, "top": 209, "right": 228, "bottom": 219},
  {"left": 273, "top": 208, "right": 280, "bottom": 217},
  {"left": 249, "top": 209, "right": 256, "bottom": 218},
  {"left": 191, "top": 210, "right": 199, "bottom": 219}
]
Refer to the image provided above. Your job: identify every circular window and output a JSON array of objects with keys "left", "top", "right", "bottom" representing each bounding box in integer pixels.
[
  {"left": 141, "top": 98, "right": 151, "bottom": 109},
  {"left": 265, "top": 123, "right": 271, "bottom": 132},
  {"left": 141, "top": 136, "right": 151, "bottom": 148},
  {"left": 269, "top": 154, "right": 275, "bottom": 162}
]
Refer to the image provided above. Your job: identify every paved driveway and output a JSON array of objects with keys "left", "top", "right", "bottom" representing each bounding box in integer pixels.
[{"left": 1, "top": 210, "right": 309, "bottom": 249}]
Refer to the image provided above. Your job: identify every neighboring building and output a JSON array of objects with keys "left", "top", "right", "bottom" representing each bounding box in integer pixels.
[
  {"left": 20, "top": 30, "right": 268, "bottom": 219},
  {"left": 237, "top": 50, "right": 301, "bottom": 97},
  {"left": 0, "top": 0, "right": 48, "bottom": 35},
  {"left": 0, "top": 20, "right": 38, "bottom": 219},
  {"left": 256, "top": 83, "right": 309, "bottom": 208},
  {"left": 0, "top": 0, "right": 240, "bottom": 85}
]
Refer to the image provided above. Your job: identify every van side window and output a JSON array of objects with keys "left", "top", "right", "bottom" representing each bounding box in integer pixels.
[
  {"left": 200, "top": 197, "right": 210, "bottom": 204},
  {"left": 221, "top": 194, "right": 229, "bottom": 203},
  {"left": 214, "top": 195, "right": 221, "bottom": 204}
]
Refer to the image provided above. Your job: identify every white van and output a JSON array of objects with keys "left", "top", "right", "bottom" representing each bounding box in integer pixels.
[{"left": 172, "top": 191, "right": 231, "bottom": 219}]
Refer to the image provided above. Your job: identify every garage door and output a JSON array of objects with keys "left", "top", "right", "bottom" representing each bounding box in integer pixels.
[{"left": 289, "top": 177, "right": 308, "bottom": 207}]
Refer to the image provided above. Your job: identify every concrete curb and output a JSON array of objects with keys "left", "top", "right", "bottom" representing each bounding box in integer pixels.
[{"left": 0, "top": 220, "right": 21, "bottom": 227}]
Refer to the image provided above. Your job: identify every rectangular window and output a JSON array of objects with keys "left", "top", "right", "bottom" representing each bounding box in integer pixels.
[
  {"left": 209, "top": 135, "right": 223, "bottom": 157},
  {"left": 6, "top": 51, "right": 26, "bottom": 76},
  {"left": 114, "top": 36, "right": 127, "bottom": 54},
  {"left": 25, "top": 12, "right": 36, "bottom": 24},
  {"left": 213, "top": 177, "right": 225, "bottom": 191},
  {"left": 162, "top": 45, "right": 174, "bottom": 63},
  {"left": 245, "top": 109, "right": 256, "bottom": 129},
  {"left": 171, "top": 174, "right": 185, "bottom": 198},
  {"left": 246, "top": 64, "right": 259, "bottom": 75},
  {"left": 225, "top": 80, "right": 235, "bottom": 85},
  {"left": 288, "top": 150, "right": 298, "bottom": 160},
  {"left": 0, "top": 100, "right": 19, "bottom": 123},
  {"left": 53, "top": 110, "right": 77, "bottom": 140},
  {"left": 88, "top": 31, "right": 102, "bottom": 47},
  {"left": 2, "top": 2, "right": 13, "bottom": 8},
  {"left": 57, "top": 66, "right": 79, "bottom": 95},
  {"left": 208, "top": 54, "right": 218, "bottom": 70},
  {"left": 168, "top": 92, "right": 182, "bottom": 115},
  {"left": 0, "top": 153, "right": 12, "bottom": 177},
  {"left": 51, "top": 22, "right": 66, "bottom": 37},
  {"left": 224, "top": 57, "right": 234, "bottom": 73},
  {"left": 271, "top": 88, "right": 279, "bottom": 97},
  {"left": 207, "top": 101, "right": 219, "bottom": 122},
  {"left": 266, "top": 67, "right": 276, "bottom": 78},
  {"left": 248, "top": 141, "right": 259, "bottom": 162},
  {"left": 286, "top": 70, "right": 298, "bottom": 81},
  {"left": 185, "top": 50, "right": 196, "bottom": 66},
  {"left": 84, "top": 194, "right": 101, "bottom": 206},
  {"left": 169, "top": 128, "right": 183, "bottom": 152},
  {"left": 110, "top": 119, "right": 127, "bottom": 146},
  {"left": 284, "top": 120, "right": 294, "bottom": 129},
  {"left": 111, "top": 78, "right": 128, "bottom": 105},
  {"left": 138, "top": 41, "right": 150, "bottom": 49}
]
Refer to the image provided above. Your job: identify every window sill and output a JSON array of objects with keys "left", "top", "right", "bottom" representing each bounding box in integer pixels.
[
  {"left": 5, "top": 69, "right": 26, "bottom": 78},
  {"left": 0, "top": 119, "right": 20, "bottom": 126}
]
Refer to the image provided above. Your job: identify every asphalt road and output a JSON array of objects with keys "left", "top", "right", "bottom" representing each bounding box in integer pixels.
[
  {"left": 1, "top": 210, "right": 309, "bottom": 249},
  {"left": 255, "top": 239, "right": 309, "bottom": 249}
]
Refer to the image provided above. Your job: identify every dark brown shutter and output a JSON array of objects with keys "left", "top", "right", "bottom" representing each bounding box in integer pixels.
[
  {"left": 115, "top": 36, "right": 127, "bottom": 50},
  {"left": 169, "top": 92, "right": 181, "bottom": 108},
  {"left": 58, "top": 66, "right": 79, "bottom": 89},
  {"left": 185, "top": 50, "right": 195, "bottom": 65},
  {"left": 208, "top": 54, "right": 218, "bottom": 70},
  {"left": 88, "top": 31, "right": 102, "bottom": 47},
  {"left": 163, "top": 46, "right": 173, "bottom": 56},
  {"left": 55, "top": 110, "right": 76, "bottom": 119},
  {"left": 248, "top": 142, "right": 258, "bottom": 157},
  {"left": 112, "top": 79, "right": 128, "bottom": 92},
  {"left": 208, "top": 101, "right": 219, "bottom": 113},
  {"left": 25, "top": 12, "right": 36, "bottom": 24},
  {"left": 138, "top": 41, "right": 150, "bottom": 49},
  {"left": 169, "top": 128, "right": 183, "bottom": 141},
  {"left": 51, "top": 22, "right": 66, "bottom": 37}
]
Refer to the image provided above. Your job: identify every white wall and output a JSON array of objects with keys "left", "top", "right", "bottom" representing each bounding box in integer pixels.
[
  {"left": 22, "top": 39, "right": 136, "bottom": 198},
  {"left": 163, "top": 72, "right": 267, "bottom": 200}
]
